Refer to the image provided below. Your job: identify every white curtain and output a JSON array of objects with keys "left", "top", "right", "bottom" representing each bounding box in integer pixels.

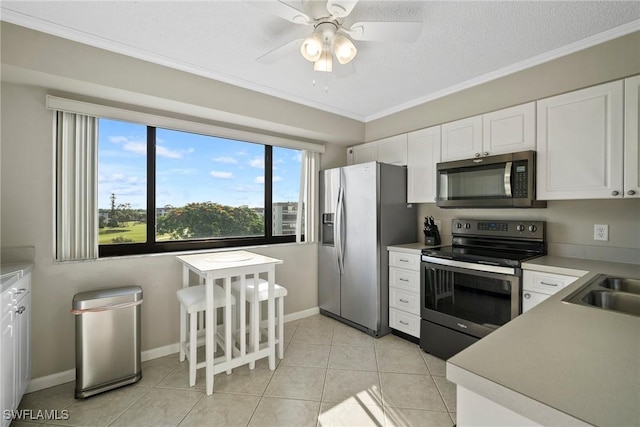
[
  {"left": 296, "top": 151, "right": 320, "bottom": 243},
  {"left": 55, "top": 112, "right": 99, "bottom": 261}
]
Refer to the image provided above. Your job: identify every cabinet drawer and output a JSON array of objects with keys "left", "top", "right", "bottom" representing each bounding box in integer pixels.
[
  {"left": 389, "top": 251, "right": 420, "bottom": 270},
  {"left": 389, "top": 308, "right": 420, "bottom": 338},
  {"left": 389, "top": 287, "right": 420, "bottom": 315},
  {"left": 389, "top": 267, "right": 419, "bottom": 292},
  {"left": 523, "top": 271, "right": 579, "bottom": 296}
]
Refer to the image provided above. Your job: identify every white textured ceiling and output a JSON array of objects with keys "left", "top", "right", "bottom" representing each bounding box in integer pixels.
[{"left": 2, "top": 1, "right": 639, "bottom": 122}]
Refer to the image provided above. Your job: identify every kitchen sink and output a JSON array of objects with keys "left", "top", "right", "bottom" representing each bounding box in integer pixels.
[
  {"left": 563, "top": 274, "right": 640, "bottom": 317},
  {"left": 598, "top": 277, "right": 640, "bottom": 295}
]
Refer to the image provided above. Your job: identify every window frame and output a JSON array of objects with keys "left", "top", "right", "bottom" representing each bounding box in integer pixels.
[{"left": 98, "top": 125, "right": 299, "bottom": 258}]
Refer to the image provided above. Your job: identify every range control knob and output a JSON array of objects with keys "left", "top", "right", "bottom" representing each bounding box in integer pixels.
[
  {"left": 465, "top": 223, "right": 471, "bottom": 229},
  {"left": 528, "top": 225, "right": 537, "bottom": 233},
  {"left": 456, "top": 222, "right": 462, "bottom": 229},
  {"left": 516, "top": 224, "right": 525, "bottom": 232}
]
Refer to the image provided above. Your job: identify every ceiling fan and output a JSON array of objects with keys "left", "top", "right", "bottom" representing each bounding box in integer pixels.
[{"left": 254, "top": 0, "right": 422, "bottom": 73}]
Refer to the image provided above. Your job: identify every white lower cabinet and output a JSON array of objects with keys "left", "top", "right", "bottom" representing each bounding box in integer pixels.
[
  {"left": 388, "top": 249, "right": 421, "bottom": 338},
  {"left": 522, "top": 270, "right": 580, "bottom": 312},
  {"left": 1, "top": 271, "right": 31, "bottom": 427}
]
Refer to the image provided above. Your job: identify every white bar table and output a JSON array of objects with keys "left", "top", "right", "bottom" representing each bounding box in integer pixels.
[{"left": 176, "top": 250, "right": 283, "bottom": 395}]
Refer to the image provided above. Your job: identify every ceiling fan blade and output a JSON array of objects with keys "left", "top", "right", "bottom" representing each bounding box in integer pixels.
[
  {"left": 326, "top": 0, "right": 359, "bottom": 18},
  {"left": 334, "top": 60, "right": 356, "bottom": 79},
  {"left": 250, "top": 0, "right": 312, "bottom": 25},
  {"left": 346, "top": 21, "right": 423, "bottom": 42},
  {"left": 256, "top": 39, "right": 303, "bottom": 64}
]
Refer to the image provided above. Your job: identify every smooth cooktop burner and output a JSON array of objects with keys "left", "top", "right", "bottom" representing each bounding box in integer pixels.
[{"left": 422, "top": 245, "right": 543, "bottom": 268}]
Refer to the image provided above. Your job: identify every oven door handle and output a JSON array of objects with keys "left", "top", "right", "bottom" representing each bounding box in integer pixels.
[
  {"left": 504, "top": 161, "right": 512, "bottom": 197},
  {"left": 422, "top": 257, "right": 516, "bottom": 276}
]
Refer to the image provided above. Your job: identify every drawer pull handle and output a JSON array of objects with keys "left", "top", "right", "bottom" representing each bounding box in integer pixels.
[
  {"left": 399, "top": 278, "right": 409, "bottom": 282},
  {"left": 14, "top": 288, "right": 27, "bottom": 295},
  {"left": 399, "top": 320, "right": 409, "bottom": 326},
  {"left": 399, "top": 259, "right": 409, "bottom": 263},
  {"left": 539, "top": 281, "right": 558, "bottom": 287},
  {"left": 15, "top": 306, "right": 26, "bottom": 315},
  {"left": 399, "top": 299, "right": 409, "bottom": 303}
]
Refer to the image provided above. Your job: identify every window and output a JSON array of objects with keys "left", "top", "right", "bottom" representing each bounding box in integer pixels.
[{"left": 97, "top": 118, "right": 303, "bottom": 257}]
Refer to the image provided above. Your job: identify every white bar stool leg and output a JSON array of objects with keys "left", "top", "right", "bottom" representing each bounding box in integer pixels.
[
  {"left": 179, "top": 304, "right": 186, "bottom": 362},
  {"left": 189, "top": 311, "right": 197, "bottom": 387},
  {"left": 249, "top": 281, "right": 259, "bottom": 370},
  {"left": 278, "top": 294, "right": 284, "bottom": 359}
]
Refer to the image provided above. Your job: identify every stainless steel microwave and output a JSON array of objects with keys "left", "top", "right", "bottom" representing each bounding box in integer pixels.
[{"left": 436, "top": 150, "right": 546, "bottom": 208}]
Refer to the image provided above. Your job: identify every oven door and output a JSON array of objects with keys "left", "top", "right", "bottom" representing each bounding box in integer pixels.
[{"left": 420, "top": 259, "right": 521, "bottom": 339}]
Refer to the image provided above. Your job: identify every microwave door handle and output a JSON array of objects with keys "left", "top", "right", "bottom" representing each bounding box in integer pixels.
[{"left": 504, "top": 161, "right": 512, "bottom": 197}]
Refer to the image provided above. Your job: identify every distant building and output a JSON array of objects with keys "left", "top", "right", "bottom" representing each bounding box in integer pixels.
[{"left": 252, "top": 203, "right": 302, "bottom": 235}]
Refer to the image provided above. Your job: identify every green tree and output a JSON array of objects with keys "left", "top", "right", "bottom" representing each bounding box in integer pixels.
[{"left": 157, "top": 202, "right": 263, "bottom": 240}]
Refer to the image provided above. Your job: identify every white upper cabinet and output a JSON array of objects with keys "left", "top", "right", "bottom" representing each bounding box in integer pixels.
[
  {"left": 348, "top": 134, "right": 408, "bottom": 166},
  {"left": 482, "top": 102, "right": 536, "bottom": 155},
  {"left": 624, "top": 75, "right": 640, "bottom": 198},
  {"left": 536, "top": 81, "right": 624, "bottom": 200},
  {"left": 441, "top": 116, "right": 482, "bottom": 161},
  {"left": 441, "top": 103, "right": 535, "bottom": 162},
  {"left": 377, "top": 134, "right": 408, "bottom": 165},
  {"left": 407, "top": 126, "right": 441, "bottom": 203},
  {"left": 352, "top": 141, "right": 378, "bottom": 164}
]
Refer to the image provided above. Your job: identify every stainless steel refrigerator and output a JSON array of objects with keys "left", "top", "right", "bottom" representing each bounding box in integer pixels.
[{"left": 318, "top": 161, "right": 416, "bottom": 337}]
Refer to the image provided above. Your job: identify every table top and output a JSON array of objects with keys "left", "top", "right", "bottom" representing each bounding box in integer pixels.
[{"left": 176, "top": 250, "right": 283, "bottom": 274}]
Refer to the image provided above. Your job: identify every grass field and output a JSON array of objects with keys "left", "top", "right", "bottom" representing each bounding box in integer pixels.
[{"left": 98, "top": 222, "right": 147, "bottom": 244}]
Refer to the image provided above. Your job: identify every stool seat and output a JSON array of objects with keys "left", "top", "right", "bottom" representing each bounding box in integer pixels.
[
  {"left": 177, "top": 284, "right": 234, "bottom": 313},
  {"left": 231, "top": 278, "right": 288, "bottom": 301}
]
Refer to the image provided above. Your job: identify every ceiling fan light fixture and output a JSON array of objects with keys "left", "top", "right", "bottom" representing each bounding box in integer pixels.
[
  {"left": 313, "top": 48, "right": 333, "bottom": 72},
  {"left": 301, "top": 32, "right": 323, "bottom": 62},
  {"left": 333, "top": 34, "right": 357, "bottom": 64}
]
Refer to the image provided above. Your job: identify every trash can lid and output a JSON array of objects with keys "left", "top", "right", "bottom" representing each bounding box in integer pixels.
[{"left": 73, "top": 285, "right": 143, "bottom": 310}]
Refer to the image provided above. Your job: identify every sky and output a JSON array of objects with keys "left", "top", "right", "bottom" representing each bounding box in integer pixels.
[{"left": 98, "top": 118, "right": 301, "bottom": 210}]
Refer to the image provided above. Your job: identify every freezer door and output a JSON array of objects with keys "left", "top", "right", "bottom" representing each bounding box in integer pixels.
[
  {"left": 340, "top": 162, "right": 379, "bottom": 331},
  {"left": 318, "top": 167, "right": 341, "bottom": 316}
]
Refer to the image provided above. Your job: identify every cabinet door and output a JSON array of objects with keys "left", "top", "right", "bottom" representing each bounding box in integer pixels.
[
  {"left": 483, "top": 102, "right": 535, "bottom": 156},
  {"left": 624, "top": 75, "right": 640, "bottom": 198},
  {"left": 352, "top": 142, "right": 378, "bottom": 164},
  {"left": 15, "top": 283, "right": 31, "bottom": 399},
  {"left": 1, "top": 310, "right": 15, "bottom": 423},
  {"left": 441, "top": 116, "right": 482, "bottom": 161},
  {"left": 537, "top": 81, "right": 624, "bottom": 200},
  {"left": 407, "top": 126, "right": 441, "bottom": 203},
  {"left": 522, "top": 291, "right": 550, "bottom": 313},
  {"left": 377, "top": 134, "right": 407, "bottom": 165}
]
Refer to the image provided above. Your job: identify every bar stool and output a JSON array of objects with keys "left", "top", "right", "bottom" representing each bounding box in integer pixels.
[
  {"left": 177, "top": 284, "right": 235, "bottom": 387},
  {"left": 231, "top": 278, "right": 287, "bottom": 368}
]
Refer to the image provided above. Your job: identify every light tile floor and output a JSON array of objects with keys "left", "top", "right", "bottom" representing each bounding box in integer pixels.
[{"left": 13, "top": 315, "right": 456, "bottom": 427}]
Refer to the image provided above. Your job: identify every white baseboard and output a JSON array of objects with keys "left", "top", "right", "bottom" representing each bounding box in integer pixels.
[{"left": 25, "top": 307, "right": 319, "bottom": 394}]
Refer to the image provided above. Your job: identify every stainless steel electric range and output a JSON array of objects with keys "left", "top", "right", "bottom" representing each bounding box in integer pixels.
[{"left": 420, "top": 219, "right": 546, "bottom": 360}]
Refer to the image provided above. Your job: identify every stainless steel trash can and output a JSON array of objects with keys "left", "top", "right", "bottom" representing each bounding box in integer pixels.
[{"left": 72, "top": 286, "right": 142, "bottom": 398}]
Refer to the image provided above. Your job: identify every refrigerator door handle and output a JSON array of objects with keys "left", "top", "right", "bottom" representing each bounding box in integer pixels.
[{"left": 336, "top": 186, "right": 345, "bottom": 275}]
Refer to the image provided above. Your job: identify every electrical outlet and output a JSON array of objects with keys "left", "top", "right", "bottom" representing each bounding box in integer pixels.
[{"left": 594, "top": 224, "right": 609, "bottom": 241}]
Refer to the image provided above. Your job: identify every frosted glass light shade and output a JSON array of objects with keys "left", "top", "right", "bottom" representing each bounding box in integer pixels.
[
  {"left": 333, "top": 34, "right": 357, "bottom": 64},
  {"left": 301, "top": 33, "right": 323, "bottom": 62},
  {"left": 313, "top": 49, "right": 333, "bottom": 72}
]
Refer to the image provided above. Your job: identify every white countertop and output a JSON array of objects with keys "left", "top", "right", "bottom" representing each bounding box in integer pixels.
[
  {"left": 1, "top": 262, "right": 34, "bottom": 293},
  {"left": 387, "top": 242, "right": 439, "bottom": 254},
  {"left": 176, "top": 250, "right": 283, "bottom": 274},
  {"left": 447, "top": 257, "right": 640, "bottom": 426}
]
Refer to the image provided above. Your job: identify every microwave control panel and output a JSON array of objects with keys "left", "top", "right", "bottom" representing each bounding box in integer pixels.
[{"left": 513, "top": 161, "right": 528, "bottom": 198}]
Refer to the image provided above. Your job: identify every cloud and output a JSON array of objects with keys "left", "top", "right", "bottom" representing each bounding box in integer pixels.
[
  {"left": 108, "top": 136, "right": 129, "bottom": 144},
  {"left": 122, "top": 141, "right": 146, "bottom": 155},
  {"left": 156, "top": 145, "right": 184, "bottom": 159},
  {"left": 254, "top": 176, "right": 282, "bottom": 184},
  {"left": 213, "top": 156, "right": 238, "bottom": 164},
  {"left": 210, "top": 170, "right": 234, "bottom": 179},
  {"left": 249, "top": 157, "right": 264, "bottom": 169}
]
